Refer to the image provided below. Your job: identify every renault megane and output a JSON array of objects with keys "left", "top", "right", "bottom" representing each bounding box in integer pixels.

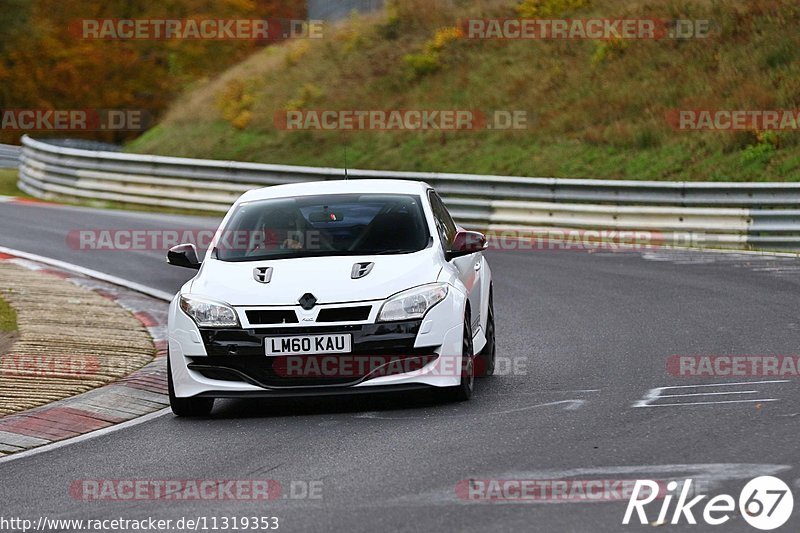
[{"left": 166, "top": 179, "right": 495, "bottom": 416}]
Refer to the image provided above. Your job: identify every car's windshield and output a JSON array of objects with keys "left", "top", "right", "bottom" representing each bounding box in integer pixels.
[{"left": 215, "top": 193, "right": 430, "bottom": 262}]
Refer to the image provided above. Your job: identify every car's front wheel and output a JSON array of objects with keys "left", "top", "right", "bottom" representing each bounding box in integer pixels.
[
  {"left": 442, "top": 313, "right": 474, "bottom": 402},
  {"left": 167, "top": 354, "right": 214, "bottom": 417}
]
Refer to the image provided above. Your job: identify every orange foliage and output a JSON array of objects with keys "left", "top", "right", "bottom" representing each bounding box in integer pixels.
[{"left": 0, "top": 0, "right": 306, "bottom": 144}]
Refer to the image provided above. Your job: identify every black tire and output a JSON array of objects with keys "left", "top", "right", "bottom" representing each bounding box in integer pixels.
[
  {"left": 442, "top": 312, "right": 474, "bottom": 402},
  {"left": 476, "top": 289, "right": 496, "bottom": 378},
  {"left": 168, "top": 355, "right": 214, "bottom": 417}
]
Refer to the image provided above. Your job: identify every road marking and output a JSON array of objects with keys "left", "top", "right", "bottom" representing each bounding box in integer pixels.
[
  {"left": 659, "top": 390, "right": 758, "bottom": 398},
  {"left": 648, "top": 380, "right": 789, "bottom": 389},
  {"left": 355, "top": 399, "right": 585, "bottom": 420},
  {"left": 484, "top": 389, "right": 599, "bottom": 396},
  {"left": 534, "top": 389, "right": 600, "bottom": 393},
  {"left": 0, "top": 245, "right": 172, "bottom": 301},
  {"left": 633, "top": 380, "right": 789, "bottom": 408},
  {"left": 0, "top": 408, "right": 170, "bottom": 465},
  {"left": 639, "top": 399, "right": 779, "bottom": 408}
]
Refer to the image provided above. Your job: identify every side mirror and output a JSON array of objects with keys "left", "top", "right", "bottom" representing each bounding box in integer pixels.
[
  {"left": 167, "top": 243, "right": 201, "bottom": 270},
  {"left": 446, "top": 230, "right": 488, "bottom": 261}
]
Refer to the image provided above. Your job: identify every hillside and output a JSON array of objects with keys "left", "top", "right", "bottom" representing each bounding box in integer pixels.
[{"left": 128, "top": 0, "right": 800, "bottom": 181}]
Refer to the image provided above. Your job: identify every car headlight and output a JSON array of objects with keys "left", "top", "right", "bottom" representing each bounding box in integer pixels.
[
  {"left": 179, "top": 295, "right": 240, "bottom": 328},
  {"left": 377, "top": 283, "right": 449, "bottom": 322}
]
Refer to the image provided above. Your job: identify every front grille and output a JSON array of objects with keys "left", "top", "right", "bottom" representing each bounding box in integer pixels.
[
  {"left": 316, "top": 306, "right": 371, "bottom": 322},
  {"left": 246, "top": 309, "right": 298, "bottom": 325},
  {"left": 199, "top": 321, "right": 422, "bottom": 357}
]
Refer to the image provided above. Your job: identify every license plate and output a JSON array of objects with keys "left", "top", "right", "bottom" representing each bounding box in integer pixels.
[{"left": 265, "top": 334, "right": 352, "bottom": 356}]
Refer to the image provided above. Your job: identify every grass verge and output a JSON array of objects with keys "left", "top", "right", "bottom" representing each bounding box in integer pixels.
[
  {"left": 0, "top": 169, "right": 26, "bottom": 197},
  {"left": 0, "top": 293, "right": 17, "bottom": 334}
]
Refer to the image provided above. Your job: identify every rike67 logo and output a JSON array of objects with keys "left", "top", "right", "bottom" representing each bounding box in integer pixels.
[{"left": 623, "top": 476, "right": 794, "bottom": 530}]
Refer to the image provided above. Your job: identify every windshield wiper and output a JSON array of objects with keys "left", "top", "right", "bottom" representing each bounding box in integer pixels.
[{"left": 372, "top": 249, "right": 416, "bottom": 255}]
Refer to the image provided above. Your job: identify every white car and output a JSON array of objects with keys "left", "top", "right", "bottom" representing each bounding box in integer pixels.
[{"left": 166, "top": 179, "right": 495, "bottom": 416}]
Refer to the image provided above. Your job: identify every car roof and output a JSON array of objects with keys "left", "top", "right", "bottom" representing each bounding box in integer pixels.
[{"left": 238, "top": 179, "right": 432, "bottom": 203}]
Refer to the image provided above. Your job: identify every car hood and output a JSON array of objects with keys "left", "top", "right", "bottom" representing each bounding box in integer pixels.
[{"left": 189, "top": 250, "right": 442, "bottom": 306}]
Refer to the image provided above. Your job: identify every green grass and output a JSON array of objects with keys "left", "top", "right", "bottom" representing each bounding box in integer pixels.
[
  {"left": 126, "top": 0, "right": 800, "bottom": 182},
  {"left": 0, "top": 169, "right": 25, "bottom": 197},
  {"left": 0, "top": 294, "right": 17, "bottom": 333}
]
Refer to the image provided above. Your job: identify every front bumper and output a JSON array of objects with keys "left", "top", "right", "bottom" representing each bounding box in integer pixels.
[
  {"left": 191, "top": 321, "right": 437, "bottom": 388},
  {"left": 168, "top": 291, "right": 466, "bottom": 398}
]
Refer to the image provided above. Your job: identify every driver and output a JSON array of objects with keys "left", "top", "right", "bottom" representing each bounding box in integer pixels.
[{"left": 251, "top": 207, "right": 304, "bottom": 253}]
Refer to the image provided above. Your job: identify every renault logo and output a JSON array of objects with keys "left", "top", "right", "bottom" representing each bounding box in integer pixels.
[
  {"left": 253, "top": 267, "right": 273, "bottom": 284},
  {"left": 298, "top": 293, "right": 317, "bottom": 310}
]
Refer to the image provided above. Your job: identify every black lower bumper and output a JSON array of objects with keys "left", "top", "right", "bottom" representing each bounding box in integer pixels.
[{"left": 194, "top": 383, "right": 438, "bottom": 399}]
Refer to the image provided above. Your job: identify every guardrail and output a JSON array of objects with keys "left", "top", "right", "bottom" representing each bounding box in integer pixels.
[
  {"left": 0, "top": 144, "right": 21, "bottom": 168},
  {"left": 17, "top": 135, "right": 800, "bottom": 251}
]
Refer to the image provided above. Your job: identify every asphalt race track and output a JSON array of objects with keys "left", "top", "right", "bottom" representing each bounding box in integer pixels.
[{"left": 1, "top": 200, "right": 799, "bottom": 532}]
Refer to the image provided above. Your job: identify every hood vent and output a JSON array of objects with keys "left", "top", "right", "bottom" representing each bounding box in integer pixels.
[
  {"left": 351, "top": 262, "right": 375, "bottom": 279},
  {"left": 253, "top": 266, "right": 273, "bottom": 284}
]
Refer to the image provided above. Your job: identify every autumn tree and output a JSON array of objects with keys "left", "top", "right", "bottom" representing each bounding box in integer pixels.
[{"left": 0, "top": 0, "right": 306, "bottom": 144}]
